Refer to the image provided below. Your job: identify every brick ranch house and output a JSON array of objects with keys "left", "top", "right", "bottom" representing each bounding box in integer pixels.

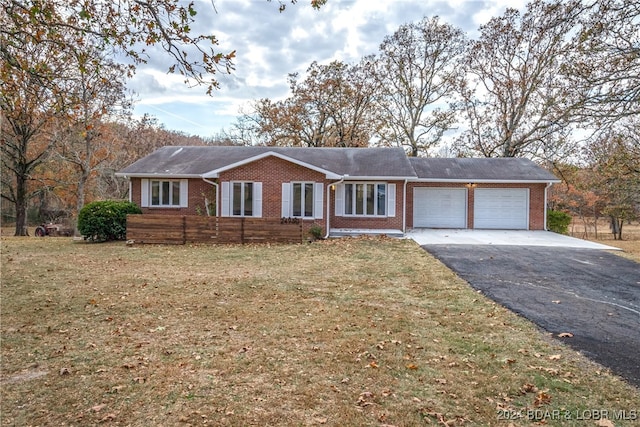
[{"left": 115, "top": 146, "right": 560, "bottom": 237}]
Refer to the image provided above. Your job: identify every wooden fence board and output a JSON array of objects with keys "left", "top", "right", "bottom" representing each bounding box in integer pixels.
[{"left": 126, "top": 214, "right": 303, "bottom": 245}]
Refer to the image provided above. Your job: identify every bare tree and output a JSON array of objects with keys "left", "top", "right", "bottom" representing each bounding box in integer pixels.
[
  {"left": 372, "top": 16, "right": 466, "bottom": 157},
  {"left": 569, "top": 0, "right": 640, "bottom": 126},
  {"left": 238, "top": 60, "right": 378, "bottom": 147},
  {"left": 456, "top": 0, "right": 588, "bottom": 159}
]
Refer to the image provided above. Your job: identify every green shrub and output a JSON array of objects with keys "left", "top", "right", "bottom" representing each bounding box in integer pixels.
[
  {"left": 78, "top": 200, "right": 142, "bottom": 242},
  {"left": 547, "top": 209, "right": 572, "bottom": 235},
  {"left": 308, "top": 224, "right": 324, "bottom": 240}
]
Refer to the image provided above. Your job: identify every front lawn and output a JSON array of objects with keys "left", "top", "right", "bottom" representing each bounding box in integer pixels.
[{"left": 1, "top": 236, "right": 638, "bottom": 426}]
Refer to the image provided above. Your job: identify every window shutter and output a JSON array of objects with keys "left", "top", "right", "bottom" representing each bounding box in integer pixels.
[
  {"left": 314, "top": 183, "right": 324, "bottom": 219},
  {"left": 180, "top": 179, "right": 189, "bottom": 208},
  {"left": 140, "top": 179, "right": 149, "bottom": 207},
  {"left": 253, "top": 182, "right": 262, "bottom": 217},
  {"left": 387, "top": 183, "right": 396, "bottom": 217},
  {"left": 335, "top": 183, "right": 344, "bottom": 216},
  {"left": 281, "top": 183, "right": 291, "bottom": 217},
  {"left": 221, "top": 182, "right": 230, "bottom": 216}
]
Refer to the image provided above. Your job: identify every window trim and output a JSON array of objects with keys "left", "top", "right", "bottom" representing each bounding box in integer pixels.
[
  {"left": 232, "top": 181, "right": 254, "bottom": 217},
  {"left": 292, "top": 181, "right": 315, "bottom": 218},
  {"left": 336, "top": 182, "right": 395, "bottom": 218},
  {"left": 221, "top": 181, "right": 262, "bottom": 218},
  {"left": 281, "top": 182, "right": 323, "bottom": 219},
  {"left": 343, "top": 182, "right": 387, "bottom": 217},
  {"left": 141, "top": 178, "right": 188, "bottom": 208}
]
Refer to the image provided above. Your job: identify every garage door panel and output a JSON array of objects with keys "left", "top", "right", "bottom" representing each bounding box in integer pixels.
[
  {"left": 414, "top": 188, "right": 467, "bottom": 228},
  {"left": 474, "top": 188, "right": 528, "bottom": 229}
]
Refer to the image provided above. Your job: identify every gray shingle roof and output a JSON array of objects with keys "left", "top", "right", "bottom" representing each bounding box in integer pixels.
[
  {"left": 409, "top": 157, "right": 559, "bottom": 182},
  {"left": 116, "top": 146, "right": 559, "bottom": 182},
  {"left": 116, "top": 146, "right": 417, "bottom": 179}
]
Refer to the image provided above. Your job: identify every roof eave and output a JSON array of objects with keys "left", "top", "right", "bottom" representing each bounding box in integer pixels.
[
  {"left": 114, "top": 172, "right": 203, "bottom": 179},
  {"left": 343, "top": 175, "right": 417, "bottom": 181},
  {"left": 411, "top": 178, "right": 561, "bottom": 184}
]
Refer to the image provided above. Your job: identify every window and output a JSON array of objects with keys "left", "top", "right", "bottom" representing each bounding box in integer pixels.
[
  {"left": 149, "top": 180, "right": 182, "bottom": 207},
  {"left": 292, "top": 182, "right": 314, "bottom": 218},
  {"left": 232, "top": 182, "right": 254, "bottom": 216},
  {"left": 343, "top": 183, "right": 386, "bottom": 216},
  {"left": 221, "top": 181, "right": 262, "bottom": 217},
  {"left": 281, "top": 182, "right": 323, "bottom": 219}
]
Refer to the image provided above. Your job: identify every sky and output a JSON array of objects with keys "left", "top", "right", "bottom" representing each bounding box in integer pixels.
[{"left": 127, "top": 0, "right": 525, "bottom": 138}]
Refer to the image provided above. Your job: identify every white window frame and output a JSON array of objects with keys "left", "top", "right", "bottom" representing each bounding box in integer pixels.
[
  {"left": 220, "top": 181, "right": 262, "bottom": 218},
  {"left": 140, "top": 179, "right": 188, "bottom": 208},
  {"left": 282, "top": 182, "right": 323, "bottom": 219},
  {"left": 335, "top": 182, "right": 395, "bottom": 218}
]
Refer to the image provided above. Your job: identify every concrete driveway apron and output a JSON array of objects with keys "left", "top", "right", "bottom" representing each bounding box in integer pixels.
[{"left": 412, "top": 231, "right": 640, "bottom": 388}]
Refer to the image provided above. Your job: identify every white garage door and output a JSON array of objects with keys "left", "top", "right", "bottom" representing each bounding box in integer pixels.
[
  {"left": 474, "top": 188, "right": 529, "bottom": 229},
  {"left": 414, "top": 188, "right": 467, "bottom": 228}
]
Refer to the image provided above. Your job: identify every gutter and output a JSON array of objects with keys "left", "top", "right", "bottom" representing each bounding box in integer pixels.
[
  {"left": 325, "top": 176, "right": 345, "bottom": 239},
  {"left": 202, "top": 178, "right": 219, "bottom": 217}
]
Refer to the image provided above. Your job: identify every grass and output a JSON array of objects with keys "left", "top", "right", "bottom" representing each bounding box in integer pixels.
[
  {"left": 574, "top": 221, "right": 640, "bottom": 262},
  {"left": 1, "top": 236, "right": 639, "bottom": 426}
]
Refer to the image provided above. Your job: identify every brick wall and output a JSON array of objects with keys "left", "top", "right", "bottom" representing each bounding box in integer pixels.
[{"left": 407, "top": 182, "right": 548, "bottom": 230}]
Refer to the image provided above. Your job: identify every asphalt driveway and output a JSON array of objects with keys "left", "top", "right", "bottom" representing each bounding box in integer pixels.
[{"left": 422, "top": 243, "right": 640, "bottom": 388}]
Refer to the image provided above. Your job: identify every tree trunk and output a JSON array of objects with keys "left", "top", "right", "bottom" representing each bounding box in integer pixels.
[
  {"left": 610, "top": 216, "right": 623, "bottom": 240},
  {"left": 616, "top": 219, "right": 623, "bottom": 240},
  {"left": 13, "top": 174, "right": 29, "bottom": 236}
]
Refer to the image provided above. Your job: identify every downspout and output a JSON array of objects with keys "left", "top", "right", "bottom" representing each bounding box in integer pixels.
[
  {"left": 544, "top": 182, "right": 552, "bottom": 230},
  {"left": 202, "top": 178, "right": 219, "bottom": 217},
  {"left": 402, "top": 179, "right": 408, "bottom": 234},
  {"left": 325, "top": 177, "right": 345, "bottom": 239}
]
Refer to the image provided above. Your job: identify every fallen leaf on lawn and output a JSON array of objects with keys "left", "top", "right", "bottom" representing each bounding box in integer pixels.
[
  {"left": 357, "top": 391, "right": 375, "bottom": 407},
  {"left": 434, "top": 378, "right": 447, "bottom": 385},
  {"left": 534, "top": 391, "right": 552, "bottom": 407},
  {"left": 110, "top": 385, "right": 125, "bottom": 393},
  {"left": 406, "top": 363, "right": 418, "bottom": 370},
  {"left": 92, "top": 404, "right": 106, "bottom": 412},
  {"left": 558, "top": 332, "right": 574, "bottom": 338},
  {"left": 369, "top": 361, "right": 379, "bottom": 368},
  {"left": 99, "top": 413, "right": 116, "bottom": 423},
  {"left": 595, "top": 420, "right": 615, "bottom": 427},
  {"left": 313, "top": 417, "right": 328, "bottom": 424},
  {"left": 548, "top": 354, "right": 562, "bottom": 360}
]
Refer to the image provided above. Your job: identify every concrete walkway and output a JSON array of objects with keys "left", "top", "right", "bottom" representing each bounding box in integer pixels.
[{"left": 406, "top": 229, "right": 621, "bottom": 250}]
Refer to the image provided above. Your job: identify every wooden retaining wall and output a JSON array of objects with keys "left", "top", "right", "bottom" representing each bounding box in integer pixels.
[{"left": 126, "top": 214, "right": 304, "bottom": 245}]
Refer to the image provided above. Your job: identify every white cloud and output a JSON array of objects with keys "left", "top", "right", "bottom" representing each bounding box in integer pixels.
[{"left": 129, "top": 0, "right": 527, "bottom": 137}]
